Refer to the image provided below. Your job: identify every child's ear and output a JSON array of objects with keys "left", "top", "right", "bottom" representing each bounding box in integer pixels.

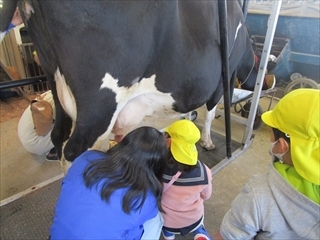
[
  {"left": 166, "top": 138, "right": 171, "bottom": 148},
  {"left": 278, "top": 138, "right": 289, "bottom": 152}
]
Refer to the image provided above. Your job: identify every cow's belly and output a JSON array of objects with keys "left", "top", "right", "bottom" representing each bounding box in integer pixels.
[
  {"left": 55, "top": 68, "right": 193, "bottom": 154},
  {"left": 112, "top": 93, "right": 179, "bottom": 136},
  {"left": 56, "top": 69, "right": 180, "bottom": 142}
]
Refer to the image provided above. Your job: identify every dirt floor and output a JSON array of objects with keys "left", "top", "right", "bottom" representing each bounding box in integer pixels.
[
  {"left": 0, "top": 96, "right": 29, "bottom": 123},
  {"left": 0, "top": 89, "right": 39, "bottom": 123}
]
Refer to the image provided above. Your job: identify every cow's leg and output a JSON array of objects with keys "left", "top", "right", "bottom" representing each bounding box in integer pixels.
[
  {"left": 51, "top": 109, "right": 73, "bottom": 175},
  {"left": 200, "top": 105, "right": 218, "bottom": 150},
  {"left": 32, "top": 66, "right": 72, "bottom": 164},
  {"left": 201, "top": 80, "right": 224, "bottom": 150},
  {"left": 50, "top": 103, "right": 72, "bottom": 159},
  {"left": 201, "top": 68, "right": 238, "bottom": 150},
  {"left": 63, "top": 88, "right": 117, "bottom": 163},
  {"left": 47, "top": 78, "right": 73, "bottom": 175}
]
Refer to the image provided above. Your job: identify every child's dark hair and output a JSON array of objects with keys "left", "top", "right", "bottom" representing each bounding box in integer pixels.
[
  {"left": 166, "top": 151, "right": 197, "bottom": 172},
  {"left": 272, "top": 128, "right": 290, "bottom": 143},
  {"left": 83, "top": 127, "right": 168, "bottom": 214}
]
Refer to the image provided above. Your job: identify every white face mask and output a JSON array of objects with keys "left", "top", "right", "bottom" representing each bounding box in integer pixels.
[{"left": 269, "top": 140, "right": 288, "bottom": 164}]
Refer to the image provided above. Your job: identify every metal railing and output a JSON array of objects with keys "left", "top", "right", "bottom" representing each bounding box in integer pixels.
[{"left": 18, "top": 43, "right": 50, "bottom": 94}]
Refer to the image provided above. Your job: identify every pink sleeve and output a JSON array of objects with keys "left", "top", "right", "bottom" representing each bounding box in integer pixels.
[{"left": 200, "top": 165, "right": 213, "bottom": 200}]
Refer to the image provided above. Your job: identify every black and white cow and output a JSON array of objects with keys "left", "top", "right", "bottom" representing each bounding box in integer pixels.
[{"left": 1, "top": 0, "right": 260, "bottom": 172}]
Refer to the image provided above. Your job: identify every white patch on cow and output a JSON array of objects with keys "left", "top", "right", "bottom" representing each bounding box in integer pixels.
[
  {"left": 97, "top": 73, "right": 178, "bottom": 141},
  {"left": 100, "top": 73, "right": 162, "bottom": 103},
  {"left": 54, "top": 68, "right": 77, "bottom": 121},
  {"left": 234, "top": 21, "right": 242, "bottom": 41},
  {"left": 229, "top": 21, "right": 242, "bottom": 56}
]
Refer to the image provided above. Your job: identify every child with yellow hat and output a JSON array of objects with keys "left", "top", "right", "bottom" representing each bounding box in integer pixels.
[
  {"left": 161, "top": 119, "right": 213, "bottom": 240},
  {"left": 215, "top": 89, "right": 320, "bottom": 239}
]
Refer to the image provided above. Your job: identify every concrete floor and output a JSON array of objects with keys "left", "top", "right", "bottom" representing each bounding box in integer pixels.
[{"left": 0, "top": 94, "right": 279, "bottom": 237}]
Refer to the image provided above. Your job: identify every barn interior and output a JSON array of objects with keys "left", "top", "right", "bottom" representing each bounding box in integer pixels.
[{"left": 1, "top": 0, "right": 319, "bottom": 239}]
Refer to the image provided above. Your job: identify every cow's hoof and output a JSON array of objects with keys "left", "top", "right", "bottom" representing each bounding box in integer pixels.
[
  {"left": 60, "top": 158, "right": 72, "bottom": 175},
  {"left": 200, "top": 141, "right": 216, "bottom": 151}
]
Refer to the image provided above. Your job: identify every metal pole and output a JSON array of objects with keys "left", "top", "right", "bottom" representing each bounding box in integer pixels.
[
  {"left": 0, "top": 76, "right": 47, "bottom": 90},
  {"left": 242, "top": 0, "right": 282, "bottom": 147},
  {"left": 218, "top": 0, "right": 232, "bottom": 158},
  {"left": 211, "top": 0, "right": 282, "bottom": 176}
]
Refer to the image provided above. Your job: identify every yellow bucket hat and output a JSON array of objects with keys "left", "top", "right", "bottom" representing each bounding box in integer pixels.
[
  {"left": 261, "top": 89, "right": 320, "bottom": 185},
  {"left": 165, "top": 119, "right": 200, "bottom": 165}
]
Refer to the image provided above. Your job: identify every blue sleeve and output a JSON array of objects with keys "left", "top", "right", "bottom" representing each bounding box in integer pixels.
[{"left": 6, "top": 23, "right": 16, "bottom": 33}]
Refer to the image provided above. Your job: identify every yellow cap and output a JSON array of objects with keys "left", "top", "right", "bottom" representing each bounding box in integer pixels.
[
  {"left": 262, "top": 89, "right": 320, "bottom": 185},
  {"left": 165, "top": 119, "right": 200, "bottom": 165}
]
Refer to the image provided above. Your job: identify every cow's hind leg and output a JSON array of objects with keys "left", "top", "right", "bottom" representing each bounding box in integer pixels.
[
  {"left": 63, "top": 89, "right": 117, "bottom": 163},
  {"left": 51, "top": 107, "right": 72, "bottom": 159},
  {"left": 201, "top": 81, "right": 224, "bottom": 150},
  {"left": 48, "top": 82, "right": 73, "bottom": 175}
]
